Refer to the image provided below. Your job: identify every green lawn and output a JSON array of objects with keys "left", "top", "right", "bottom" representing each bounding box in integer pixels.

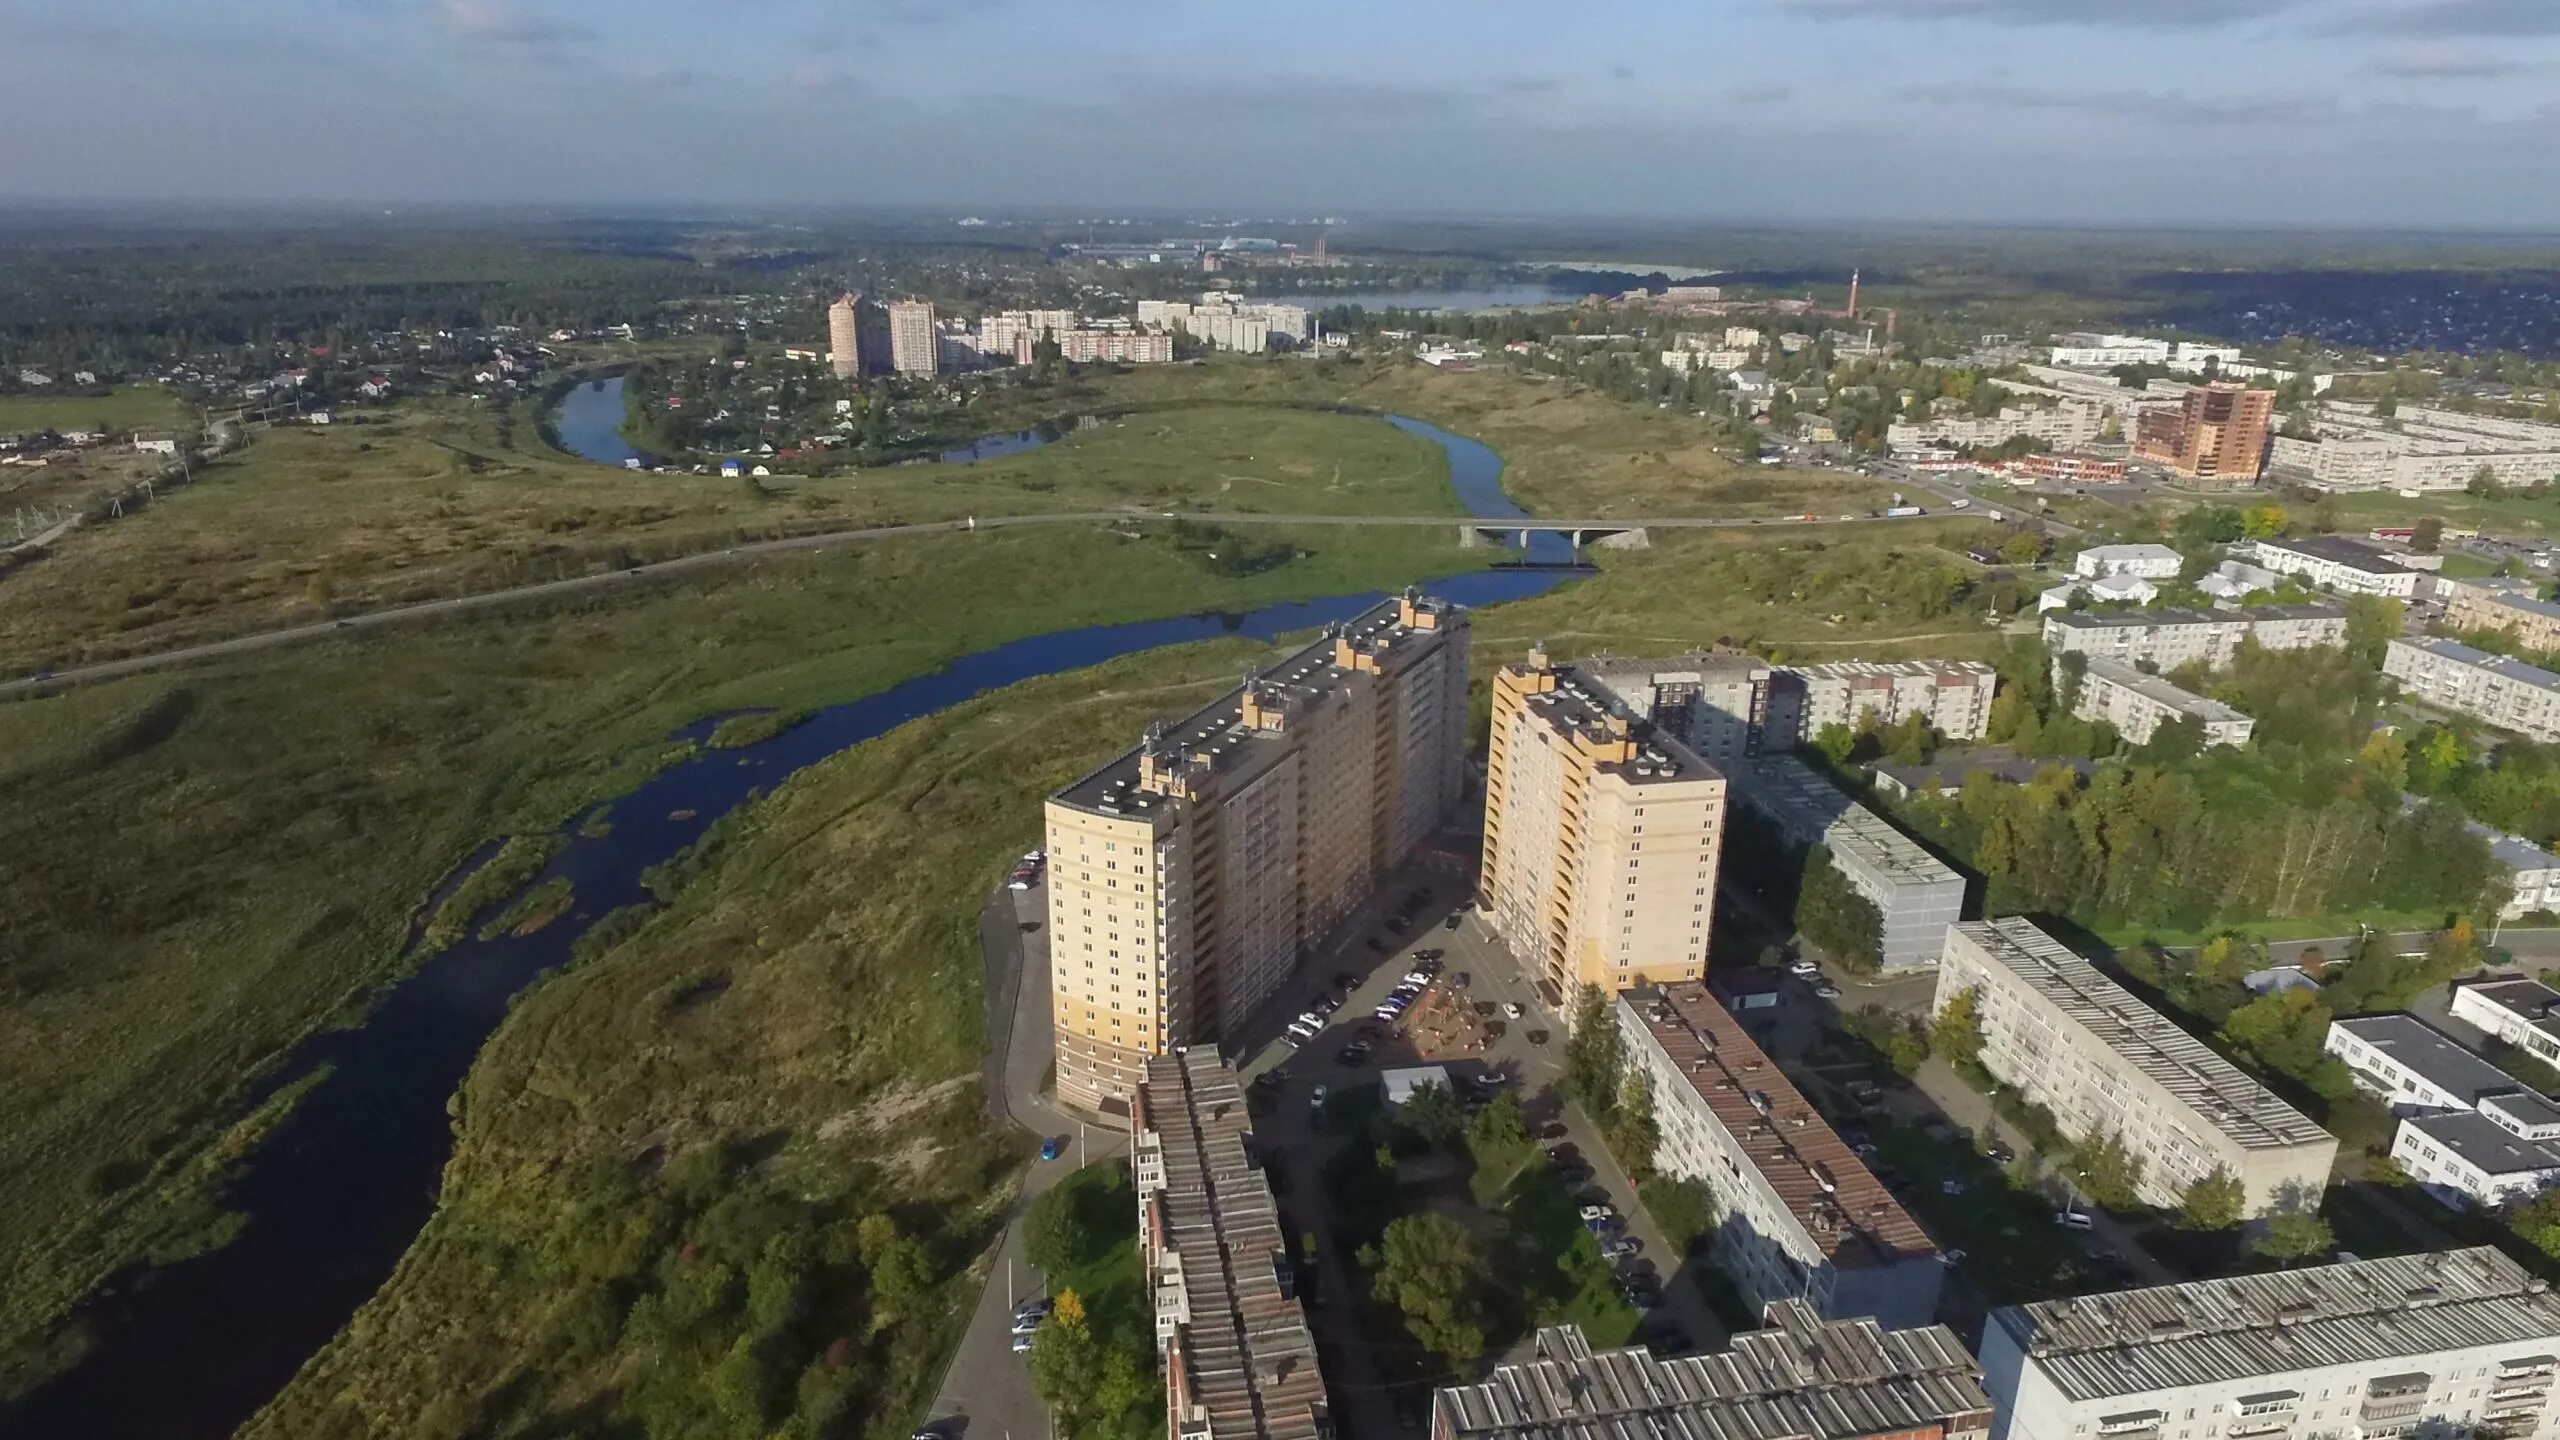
[
  {"left": 0, "top": 522, "right": 1489, "bottom": 1401},
  {"left": 2333, "top": 489, "right": 2560, "bottom": 537},
  {"left": 0, "top": 387, "right": 194, "bottom": 436},
  {"left": 1037, "top": 1162, "right": 1159, "bottom": 1440}
]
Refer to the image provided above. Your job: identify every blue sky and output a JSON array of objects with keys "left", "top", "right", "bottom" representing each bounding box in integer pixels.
[{"left": 7, "top": 0, "right": 2560, "bottom": 225}]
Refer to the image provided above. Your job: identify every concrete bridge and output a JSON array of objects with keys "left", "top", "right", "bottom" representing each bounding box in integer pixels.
[{"left": 1456, "top": 523, "right": 1651, "bottom": 554}]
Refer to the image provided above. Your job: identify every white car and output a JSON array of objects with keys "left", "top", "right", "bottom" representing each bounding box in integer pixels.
[
  {"left": 1579, "top": 1204, "right": 1615, "bottom": 1223},
  {"left": 1503, "top": 1002, "right": 1525, "bottom": 1020},
  {"left": 1296, "top": 1011, "right": 1324, "bottom": 1030},
  {"left": 1402, "top": 970, "right": 1432, "bottom": 986},
  {"left": 1788, "top": 960, "right": 1819, "bottom": 978}
]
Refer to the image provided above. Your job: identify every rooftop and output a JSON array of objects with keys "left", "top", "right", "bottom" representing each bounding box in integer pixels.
[
  {"left": 2080, "top": 543, "right": 2183, "bottom": 562},
  {"left": 2462, "top": 587, "right": 2560, "bottom": 626},
  {"left": 1625, "top": 984, "right": 1934, "bottom": 1271},
  {"left": 1432, "top": 1306, "right": 1991, "bottom": 1440},
  {"left": 1785, "top": 659, "right": 1998, "bottom": 683},
  {"left": 2392, "top": 636, "right": 2560, "bottom": 697},
  {"left": 1136, "top": 1052, "right": 1331, "bottom": 1440},
  {"left": 1949, "top": 919, "right": 2330, "bottom": 1152},
  {"left": 2331, "top": 1013, "right": 2530, "bottom": 1108},
  {"left": 2259, "top": 534, "right": 2406, "bottom": 576},
  {"left": 1990, "top": 1247, "right": 2560, "bottom": 1401},
  {"left": 2079, "top": 657, "right": 2253, "bottom": 726},
  {"left": 1053, "top": 592, "right": 1462, "bottom": 815},
  {"left": 1512, "top": 665, "right": 1723, "bottom": 789},
  {"left": 1732, "top": 755, "right": 1962, "bottom": 892},
  {"left": 2407, "top": 1110, "right": 2560, "bottom": 1177},
  {"left": 2458, "top": 976, "right": 2560, "bottom": 1033},
  {"left": 2044, "top": 603, "right": 2344, "bottom": 632}
]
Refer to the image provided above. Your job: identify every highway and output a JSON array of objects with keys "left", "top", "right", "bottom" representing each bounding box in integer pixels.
[{"left": 0, "top": 503, "right": 1997, "bottom": 702}]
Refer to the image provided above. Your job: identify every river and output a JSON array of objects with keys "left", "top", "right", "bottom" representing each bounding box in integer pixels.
[{"left": 3, "top": 403, "right": 1576, "bottom": 1440}]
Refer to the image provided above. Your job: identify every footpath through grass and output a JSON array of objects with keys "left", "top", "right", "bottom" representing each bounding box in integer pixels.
[{"left": 0, "top": 521, "right": 1488, "bottom": 1399}]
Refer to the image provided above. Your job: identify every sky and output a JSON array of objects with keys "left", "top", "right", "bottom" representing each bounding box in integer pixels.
[{"left": 7, "top": 0, "right": 2560, "bottom": 227}]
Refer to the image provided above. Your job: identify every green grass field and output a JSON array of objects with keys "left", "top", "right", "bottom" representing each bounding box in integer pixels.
[
  {"left": 2332, "top": 489, "right": 2560, "bottom": 537},
  {"left": 0, "top": 387, "right": 194, "bottom": 436},
  {"left": 0, "top": 522, "right": 1489, "bottom": 1399}
]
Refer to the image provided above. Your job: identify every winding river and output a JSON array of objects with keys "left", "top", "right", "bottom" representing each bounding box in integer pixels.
[{"left": 2, "top": 388, "right": 1573, "bottom": 1440}]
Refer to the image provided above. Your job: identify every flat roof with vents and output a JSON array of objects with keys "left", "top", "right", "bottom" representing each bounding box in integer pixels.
[
  {"left": 1431, "top": 1305, "right": 1991, "bottom": 1440},
  {"left": 1991, "top": 1248, "right": 2560, "bottom": 1401},
  {"left": 1948, "top": 919, "right": 2330, "bottom": 1152},
  {"left": 1622, "top": 984, "right": 1934, "bottom": 1270}
]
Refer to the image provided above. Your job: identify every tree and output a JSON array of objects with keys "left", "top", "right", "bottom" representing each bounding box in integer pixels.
[
  {"left": 2251, "top": 1210, "right": 2337, "bottom": 1266},
  {"left": 1025, "top": 1178, "right": 1096, "bottom": 1272},
  {"left": 1562, "top": 984, "right": 1623, "bottom": 1115},
  {"left": 1999, "top": 529, "right": 2046, "bottom": 566},
  {"left": 2412, "top": 516, "right": 2444, "bottom": 554},
  {"left": 1606, "top": 1070, "right": 1660, "bottom": 1175},
  {"left": 1369, "top": 1214, "right": 1486, "bottom": 1370},
  {"left": 2074, "top": 1131, "right": 2146, "bottom": 1212},
  {"left": 2511, "top": 1190, "right": 2560, "bottom": 1260},
  {"left": 2178, "top": 1168, "right": 2246, "bottom": 1232},
  {"left": 2469, "top": 464, "right": 2506, "bottom": 499},
  {"left": 2242, "top": 504, "right": 2289, "bottom": 540},
  {"left": 1797, "top": 849, "right": 1885, "bottom": 975},
  {"left": 1931, "top": 988, "right": 1986, "bottom": 1071},
  {"left": 1397, "top": 1080, "right": 1466, "bottom": 1149},
  {"left": 746, "top": 1230, "right": 816, "bottom": 1336},
  {"left": 1641, "top": 1176, "right": 1720, "bottom": 1257},
  {"left": 1887, "top": 711, "right": 1937, "bottom": 768},
  {"left": 1027, "top": 1290, "right": 1105, "bottom": 1424},
  {"left": 1811, "top": 721, "right": 1858, "bottom": 767}
]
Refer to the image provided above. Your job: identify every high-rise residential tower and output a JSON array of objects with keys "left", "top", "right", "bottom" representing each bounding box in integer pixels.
[
  {"left": 1044, "top": 592, "right": 1471, "bottom": 1118},
  {"left": 887, "top": 299, "right": 938, "bottom": 377},
  {"left": 826, "top": 293, "right": 861, "bottom": 380},
  {"left": 2134, "top": 382, "right": 2275, "bottom": 484},
  {"left": 1480, "top": 648, "right": 1727, "bottom": 1003}
]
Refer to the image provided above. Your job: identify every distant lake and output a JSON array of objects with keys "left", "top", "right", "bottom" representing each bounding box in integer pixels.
[
  {"left": 552, "top": 376, "right": 648, "bottom": 467},
  {"left": 1265, "top": 284, "right": 1603, "bottom": 313}
]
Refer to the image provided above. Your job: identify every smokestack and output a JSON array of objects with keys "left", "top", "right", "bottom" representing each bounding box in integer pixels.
[{"left": 1848, "top": 269, "right": 1861, "bottom": 320}]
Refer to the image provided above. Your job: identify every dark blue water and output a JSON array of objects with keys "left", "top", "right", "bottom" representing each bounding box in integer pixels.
[
  {"left": 3, "top": 564, "right": 1574, "bottom": 1440},
  {"left": 939, "top": 428, "right": 1056, "bottom": 463},
  {"left": 1384, "top": 414, "right": 1573, "bottom": 564},
  {"left": 551, "top": 376, "right": 649, "bottom": 468}
]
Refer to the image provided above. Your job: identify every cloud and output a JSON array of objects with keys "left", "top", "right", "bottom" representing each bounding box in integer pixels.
[
  {"left": 431, "top": 0, "right": 591, "bottom": 51},
  {"left": 2360, "top": 44, "right": 2543, "bottom": 76},
  {"left": 1781, "top": 0, "right": 2298, "bottom": 26},
  {"left": 1897, "top": 79, "right": 2338, "bottom": 125},
  {"left": 1729, "top": 82, "right": 1796, "bottom": 103},
  {"left": 2327, "top": 0, "right": 2560, "bottom": 35}
]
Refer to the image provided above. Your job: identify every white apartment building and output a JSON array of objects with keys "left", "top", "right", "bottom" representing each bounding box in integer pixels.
[
  {"left": 2074, "top": 544, "right": 2185, "bottom": 581},
  {"left": 1617, "top": 983, "right": 1942, "bottom": 1329},
  {"left": 2385, "top": 637, "right": 2560, "bottom": 744},
  {"left": 2249, "top": 536, "right": 2423, "bottom": 599},
  {"left": 2324, "top": 1013, "right": 2535, "bottom": 1116},
  {"left": 2042, "top": 605, "right": 2348, "bottom": 671},
  {"left": 1580, "top": 654, "right": 1777, "bottom": 768},
  {"left": 2071, "top": 658, "right": 2254, "bottom": 747},
  {"left": 2452, "top": 977, "right": 2560, "bottom": 1071},
  {"left": 1733, "top": 757, "right": 1965, "bottom": 972},
  {"left": 1980, "top": 1248, "right": 2560, "bottom": 1440},
  {"left": 887, "top": 299, "right": 938, "bottom": 376},
  {"left": 2049, "top": 333, "right": 2173, "bottom": 368},
  {"left": 2396, "top": 1096, "right": 2560, "bottom": 1210},
  {"left": 2269, "top": 401, "right": 2560, "bottom": 493},
  {"left": 1936, "top": 919, "right": 2337, "bottom": 1214},
  {"left": 1772, "top": 660, "right": 2000, "bottom": 743},
  {"left": 1724, "top": 326, "right": 1765, "bottom": 349},
  {"left": 1888, "top": 397, "right": 2106, "bottom": 455}
]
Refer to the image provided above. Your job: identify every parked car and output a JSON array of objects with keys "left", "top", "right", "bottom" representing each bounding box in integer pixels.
[
  {"left": 1814, "top": 982, "right": 1841, "bottom": 999},
  {"left": 1022, "top": 850, "right": 1046, "bottom": 864},
  {"left": 1504, "top": 1002, "right": 1526, "bottom": 1020},
  {"left": 1011, "top": 1312, "right": 1047, "bottom": 1336},
  {"left": 1445, "top": 912, "right": 1463, "bottom": 930},
  {"left": 1013, "top": 1332, "right": 1037, "bottom": 1354},
  {"left": 1015, "top": 1297, "right": 1053, "bottom": 1323},
  {"left": 1007, "top": 870, "right": 1037, "bottom": 891},
  {"left": 1603, "top": 1238, "right": 1642, "bottom": 1260},
  {"left": 1939, "top": 1178, "right": 1966, "bottom": 1196},
  {"left": 1338, "top": 1041, "right": 1372, "bottom": 1065},
  {"left": 1937, "top": 1248, "right": 1966, "bottom": 1268},
  {"left": 1526, "top": 1029, "right": 1550, "bottom": 1047},
  {"left": 1450, "top": 971, "right": 1471, "bottom": 989},
  {"left": 1402, "top": 970, "right": 1432, "bottom": 987},
  {"left": 1309, "top": 1084, "right": 1330, "bottom": 1113},
  {"left": 1579, "top": 1204, "right": 1615, "bottom": 1223},
  {"left": 1039, "top": 1136, "right": 1064, "bottom": 1161},
  {"left": 1414, "top": 949, "right": 1445, "bottom": 964},
  {"left": 1986, "top": 1141, "right": 2016, "bottom": 1164},
  {"left": 1789, "top": 960, "right": 1820, "bottom": 978},
  {"left": 2055, "top": 1208, "right": 2095, "bottom": 1231}
]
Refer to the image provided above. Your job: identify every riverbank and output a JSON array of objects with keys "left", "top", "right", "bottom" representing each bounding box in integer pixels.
[{"left": 0, "top": 522, "right": 1502, "bottom": 1421}]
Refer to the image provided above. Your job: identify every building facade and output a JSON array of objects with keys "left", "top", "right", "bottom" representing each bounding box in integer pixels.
[
  {"left": 2385, "top": 637, "right": 2560, "bottom": 743},
  {"left": 1432, "top": 1307, "right": 1993, "bottom": 1440},
  {"left": 2444, "top": 578, "right": 2560, "bottom": 654},
  {"left": 1618, "top": 985, "right": 1941, "bottom": 1328},
  {"left": 1936, "top": 919, "right": 2337, "bottom": 1214},
  {"left": 1774, "top": 660, "right": 2001, "bottom": 743},
  {"left": 1058, "top": 330, "right": 1176, "bottom": 364},
  {"left": 1981, "top": 1249, "right": 2560, "bottom": 1440},
  {"left": 2395, "top": 1097, "right": 2560, "bottom": 1210},
  {"left": 887, "top": 299, "right": 938, "bottom": 377},
  {"left": 1480, "top": 650, "right": 1727, "bottom": 1001},
  {"left": 1045, "top": 592, "right": 1470, "bottom": 1117},
  {"left": 2133, "top": 383, "right": 2275, "bottom": 485},
  {"left": 2250, "top": 536, "right": 2423, "bottom": 600},
  {"left": 2070, "top": 657, "right": 2255, "bottom": 747},
  {"left": 2042, "top": 605, "right": 2348, "bottom": 672},
  {"left": 1579, "top": 654, "right": 1777, "bottom": 768},
  {"left": 1731, "top": 756, "right": 1965, "bottom": 971},
  {"left": 2324, "top": 1013, "right": 2536, "bottom": 1116},
  {"left": 825, "top": 292, "right": 891, "bottom": 378},
  {"left": 2073, "top": 544, "right": 2185, "bottom": 581},
  {"left": 1133, "top": 1053, "right": 1332, "bottom": 1440},
  {"left": 2451, "top": 977, "right": 2560, "bottom": 1071}
]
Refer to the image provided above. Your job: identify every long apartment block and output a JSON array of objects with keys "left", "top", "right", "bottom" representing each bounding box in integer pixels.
[
  {"left": 1134, "top": 1053, "right": 1332, "bottom": 1440},
  {"left": 2041, "top": 605, "right": 2347, "bottom": 672},
  {"left": 1580, "top": 652, "right": 1997, "bottom": 761},
  {"left": 2453, "top": 976, "right": 2560, "bottom": 1070},
  {"left": 1431, "top": 1305, "right": 1993, "bottom": 1440},
  {"left": 1618, "top": 983, "right": 1941, "bottom": 1328},
  {"left": 1981, "top": 1248, "right": 2560, "bottom": 1440},
  {"left": 1046, "top": 591, "right": 1469, "bottom": 1117},
  {"left": 1936, "top": 919, "right": 2336, "bottom": 1214},
  {"left": 2385, "top": 636, "right": 2560, "bottom": 744},
  {"left": 2071, "top": 657, "right": 2254, "bottom": 747},
  {"left": 2443, "top": 577, "right": 2560, "bottom": 653},
  {"left": 1775, "top": 659, "right": 2000, "bottom": 743},
  {"left": 1481, "top": 649, "right": 1727, "bottom": 1001},
  {"left": 1731, "top": 754, "right": 1964, "bottom": 971}
]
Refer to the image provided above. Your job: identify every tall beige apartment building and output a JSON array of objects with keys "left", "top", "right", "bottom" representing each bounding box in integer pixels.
[
  {"left": 887, "top": 299, "right": 938, "bottom": 377},
  {"left": 1045, "top": 592, "right": 1471, "bottom": 1118},
  {"left": 1480, "top": 649, "right": 1727, "bottom": 1003},
  {"left": 826, "top": 294, "right": 861, "bottom": 380}
]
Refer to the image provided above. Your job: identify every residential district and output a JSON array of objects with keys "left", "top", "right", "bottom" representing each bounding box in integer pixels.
[{"left": 944, "top": 477, "right": 2560, "bottom": 1440}]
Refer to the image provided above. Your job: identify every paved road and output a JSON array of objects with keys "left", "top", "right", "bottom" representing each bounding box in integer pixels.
[{"left": 1, "top": 505, "right": 1985, "bottom": 702}]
